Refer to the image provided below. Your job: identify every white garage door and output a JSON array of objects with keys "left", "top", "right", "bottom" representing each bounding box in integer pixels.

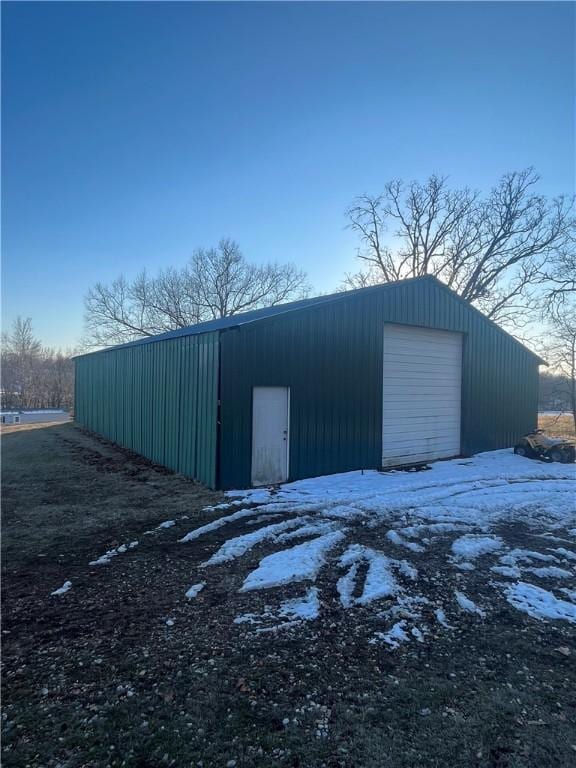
[{"left": 382, "top": 324, "right": 462, "bottom": 467}]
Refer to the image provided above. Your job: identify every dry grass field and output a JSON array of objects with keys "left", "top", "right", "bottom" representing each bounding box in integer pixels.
[{"left": 538, "top": 413, "right": 576, "bottom": 437}]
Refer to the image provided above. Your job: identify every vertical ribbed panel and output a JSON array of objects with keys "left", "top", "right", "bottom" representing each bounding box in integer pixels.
[
  {"left": 218, "top": 279, "right": 539, "bottom": 489},
  {"left": 74, "top": 332, "right": 219, "bottom": 487}
]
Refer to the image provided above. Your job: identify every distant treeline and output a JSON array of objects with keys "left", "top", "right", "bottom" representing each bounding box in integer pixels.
[
  {"left": 1, "top": 318, "right": 74, "bottom": 411},
  {"left": 539, "top": 372, "right": 573, "bottom": 412}
]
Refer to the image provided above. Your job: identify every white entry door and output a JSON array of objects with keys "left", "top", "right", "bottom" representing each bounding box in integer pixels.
[
  {"left": 251, "top": 387, "right": 290, "bottom": 486},
  {"left": 382, "top": 324, "right": 463, "bottom": 467}
]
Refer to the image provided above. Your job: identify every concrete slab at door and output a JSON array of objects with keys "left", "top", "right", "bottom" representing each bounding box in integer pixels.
[{"left": 251, "top": 387, "right": 290, "bottom": 486}]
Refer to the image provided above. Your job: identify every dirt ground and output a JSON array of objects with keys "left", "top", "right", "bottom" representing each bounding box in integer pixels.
[{"left": 2, "top": 424, "right": 576, "bottom": 768}]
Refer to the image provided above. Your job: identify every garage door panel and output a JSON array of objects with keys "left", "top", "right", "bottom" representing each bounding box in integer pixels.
[
  {"left": 385, "top": 335, "right": 462, "bottom": 349},
  {"left": 383, "top": 401, "right": 461, "bottom": 408},
  {"left": 382, "top": 389, "right": 461, "bottom": 398},
  {"left": 384, "top": 410, "right": 461, "bottom": 420},
  {"left": 388, "top": 419, "right": 460, "bottom": 437},
  {"left": 390, "top": 364, "right": 457, "bottom": 378},
  {"left": 383, "top": 450, "right": 455, "bottom": 467},
  {"left": 384, "top": 437, "right": 459, "bottom": 448},
  {"left": 384, "top": 342, "right": 462, "bottom": 354},
  {"left": 382, "top": 324, "right": 462, "bottom": 467},
  {"left": 384, "top": 384, "right": 460, "bottom": 391}
]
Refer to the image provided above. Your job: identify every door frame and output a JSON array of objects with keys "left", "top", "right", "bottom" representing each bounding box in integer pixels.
[{"left": 250, "top": 386, "right": 291, "bottom": 486}]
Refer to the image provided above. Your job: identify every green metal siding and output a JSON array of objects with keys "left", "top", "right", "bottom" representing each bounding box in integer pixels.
[
  {"left": 74, "top": 332, "right": 219, "bottom": 487},
  {"left": 218, "top": 279, "right": 539, "bottom": 489}
]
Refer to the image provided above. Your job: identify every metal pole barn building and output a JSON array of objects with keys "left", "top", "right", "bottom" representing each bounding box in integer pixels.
[{"left": 74, "top": 276, "right": 544, "bottom": 489}]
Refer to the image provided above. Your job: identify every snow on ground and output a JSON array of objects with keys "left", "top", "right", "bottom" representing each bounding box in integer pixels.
[
  {"left": 279, "top": 587, "right": 320, "bottom": 621},
  {"left": 386, "top": 530, "right": 425, "bottom": 553},
  {"left": 491, "top": 565, "right": 522, "bottom": 578},
  {"left": 173, "top": 450, "right": 575, "bottom": 644},
  {"left": 550, "top": 547, "right": 576, "bottom": 561},
  {"left": 526, "top": 566, "right": 573, "bottom": 579},
  {"left": 240, "top": 531, "right": 346, "bottom": 592},
  {"left": 88, "top": 540, "right": 138, "bottom": 566},
  {"left": 454, "top": 590, "right": 486, "bottom": 618},
  {"left": 434, "top": 607, "right": 453, "bottom": 629},
  {"left": 185, "top": 582, "right": 205, "bottom": 599},
  {"left": 200, "top": 518, "right": 315, "bottom": 567},
  {"left": 232, "top": 588, "right": 321, "bottom": 632},
  {"left": 371, "top": 621, "right": 410, "bottom": 648},
  {"left": 51, "top": 580, "right": 72, "bottom": 596},
  {"left": 504, "top": 582, "right": 576, "bottom": 623},
  {"left": 180, "top": 507, "right": 281, "bottom": 543},
  {"left": 224, "top": 451, "right": 575, "bottom": 529},
  {"left": 339, "top": 545, "right": 400, "bottom": 606},
  {"left": 451, "top": 534, "right": 504, "bottom": 561}
]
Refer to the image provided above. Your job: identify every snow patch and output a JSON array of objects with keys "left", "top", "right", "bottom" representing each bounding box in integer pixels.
[
  {"left": 239, "top": 531, "right": 346, "bottom": 592},
  {"left": 89, "top": 548, "right": 120, "bottom": 566},
  {"left": 51, "top": 580, "right": 72, "bottom": 596},
  {"left": 454, "top": 590, "right": 486, "bottom": 618},
  {"left": 279, "top": 587, "right": 320, "bottom": 621},
  {"left": 320, "top": 505, "right": 368, "bottom": 521},
  {"left": 371, "top": 621, "right": 409, "bottom": 648},
  {"left": 185, "top": 582, "right": 205, "bottom": 599},
  {"left": 504, "top": 582, "right": 576, "bottom": 623},
  {"left": 499, "top": 549, "right": 560, "bottom": 567},
  {"left": 200, "top": 518, "right": 310, "bottom": 566},
  {"left": 336, "top": 563, "right": 359, "bottom": 609},
  {"left": 386, "top": 530, "right": 425, "bottom": 553},
  {"left": 525, "top": 566, "right": 574, "bottom": 580},
  {"left": 180, "top": 507, "right": 275, "bottom": 543},
  {"left": 434, "top": 607, "right": 453, "bottom": 629},
  {"left": 89, "top": 539, "right": 139, "bottom": 566},
  {"left": 451, "top": 534, "right": 504, "bottom": 561},
  {"left": 491, "top": 565, "right": 522, "bottom": 579},
  {"left": 550, "top": 547, "right": 576, "bottom": 561},
  {"left": 233, "top": 590, "right": 320, "bottom": 630},
  {"left": 339, "top": 545, "right": 399, "bottom": 606}
]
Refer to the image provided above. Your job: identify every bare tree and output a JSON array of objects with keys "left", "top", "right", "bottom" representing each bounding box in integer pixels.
[
  {"left": 1, "top": 317, "right": 42, "bottom": 408},
  {"left": 541, "top": 240, "right": 576, "bottom": 316},
  {"left": 345, "top": 169, "right": 575, "bottom": 326},
  {"left": 1, "top": 318, "right": 74, "bottom": 410},
  {"left": 538, "top": 371, "right": 573, "bottom": 413},
  {"left": 84, "top": 239, "right": 309, "bottom": 347},
  {"left": 542, "top": 307, "right": 576, "bottom": 432}
]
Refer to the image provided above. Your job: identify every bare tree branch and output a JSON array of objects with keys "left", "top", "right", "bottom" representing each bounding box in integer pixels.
[
  {"left": 83, "top": 240, "right": 309, "bottom": 347},
  {"left": 345, "top": 169, "right": 575, "bottom": 327}
]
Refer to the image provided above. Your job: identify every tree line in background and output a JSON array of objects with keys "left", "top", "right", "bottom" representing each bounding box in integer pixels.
[
  {"left": 1, "top": 318, "right": 74, "bottom": 411},
  {"left": 539, "top": 372, "right": 575, "bottom": 413}
]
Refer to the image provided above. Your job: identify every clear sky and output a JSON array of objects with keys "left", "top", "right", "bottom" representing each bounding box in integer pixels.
[{"left": 2, "top": 1, "right": 574, "bottom": 348}]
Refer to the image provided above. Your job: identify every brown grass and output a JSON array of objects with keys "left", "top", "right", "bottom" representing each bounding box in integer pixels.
[
  {"left": 538, "top": 413, "right": 576, "bottom": 437},
  {"left": 1, "top": 420, "right": 70, "bottom": 435}
]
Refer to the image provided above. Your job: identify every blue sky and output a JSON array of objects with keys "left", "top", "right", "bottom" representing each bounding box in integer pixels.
[{"left": 2, "top": 1, "right": 574, "bottom": 348}]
